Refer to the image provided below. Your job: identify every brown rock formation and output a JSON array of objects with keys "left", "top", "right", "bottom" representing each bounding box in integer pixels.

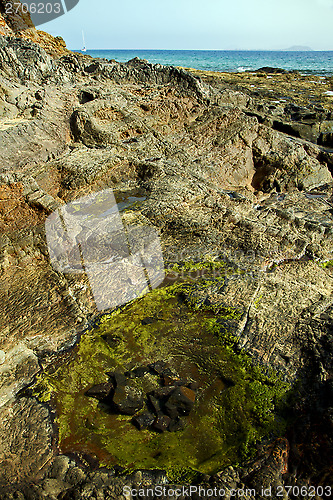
[
  {"left": 0, "top": 0, "right": 34, "bottom": 33},
  {"left": 0, "top": 0, "right": 69, "bottom": 57}
]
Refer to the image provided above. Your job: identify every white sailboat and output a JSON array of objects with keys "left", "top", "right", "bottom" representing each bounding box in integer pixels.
[{"left": 81, "top": 30, "right": 86, "bottom": 52}]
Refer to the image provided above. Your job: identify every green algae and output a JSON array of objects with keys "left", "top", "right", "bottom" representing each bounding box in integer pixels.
[
  {"left": 33, "top": 265, "right": 290, "bottom": 480},
  {"left": 320, "top": 259, "right": 333, "bottom": 269}
]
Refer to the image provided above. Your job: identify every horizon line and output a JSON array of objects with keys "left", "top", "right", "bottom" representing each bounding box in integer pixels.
[{"left": 71, "top": 48, "right": 333, "bottom": 52}]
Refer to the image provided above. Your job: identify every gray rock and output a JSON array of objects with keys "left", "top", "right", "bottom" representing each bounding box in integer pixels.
[
  {"left": 0, "top": 343, "right": 39, "bottom": 408},
  {"left": 252, "top": 125, "right": 332, "bottom": 192}
]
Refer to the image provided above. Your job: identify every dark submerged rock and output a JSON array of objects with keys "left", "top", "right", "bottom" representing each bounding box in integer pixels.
[
  {"left": 141, "top": 316, "right": 156, "bottom": 325},
  {"left": 125, "top": 366, "right": 150, "bottom": 378},
  {"left": 111, "top": 383, "right": 144, "bottom": 416},
  {"left": 148, "top": 360, "right": 168, "bottom": 375},
  {"left": 147, "top": 394, "right": 164, "bottom": 417},
  {"left": 164, "top": 386, "right": 196, "bottom": 418},
  {"left": 168, "top": 417, "right": 186, "bottom": 433},
  {"left": 150, "top": 386, "right": 176, "bottom": 400},
  {"left": 106, "top": 370, "right": 127, "bottom": 388},
  {"left": 84, "top": 363, "right": 198, "bottom": 434},
  {"left": 153, "top": 415, "right": 171, "bottom": 433},
  {"left": 85, "top": 382, "right": 114, "bottom": 402},
  {"left": 132, "top": 411, "right": 155, "bottom": 430},
  {"left": 187, "top": 380, "right": 200, "bottom": 391}
]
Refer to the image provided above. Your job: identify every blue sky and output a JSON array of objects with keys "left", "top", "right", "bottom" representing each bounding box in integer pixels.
[{"left": 42, "top": 0, "right": 333, "bottom": 50}]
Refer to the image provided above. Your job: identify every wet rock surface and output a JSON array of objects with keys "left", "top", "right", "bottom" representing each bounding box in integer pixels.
[{"left": 0, "top": 30, "right": 332, "bottom": 497}]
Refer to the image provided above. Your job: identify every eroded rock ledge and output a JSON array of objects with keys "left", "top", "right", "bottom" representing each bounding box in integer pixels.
[{"left": 0, "top": 34, "right": 332, "bottom": 498}]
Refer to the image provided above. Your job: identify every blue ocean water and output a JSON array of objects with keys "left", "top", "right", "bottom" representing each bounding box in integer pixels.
[{"left": 81, "top": 50, "right": 333, "bottom": 76}]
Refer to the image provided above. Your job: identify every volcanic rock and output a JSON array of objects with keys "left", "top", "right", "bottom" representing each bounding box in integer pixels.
[
  {"left": 125, "top": 366, "right": 150, "bottom": 378},
  {"left": 85, "top": 382, "right": 114, "bottom": 402},
  {"left": 147, "top": 394, "right": 164, "bottom": 417},
  {"left": 132, "top": 411, "right": 155, "bottom": 430},
  {"left": 164, "top": 386, "right": 196, "bottom": 418},
  {"left": 111, "top": 383, "right": 144, "bottom": 416},
  {"left": 148, "top": 360, "right": 168, "bottom": 375},
  {"left": 150, "top": 386, "right": 176, "bottom": 400},
  {"left": 153, "top": 415, "right": 171, "bottom": 433},
  {"left": 106, "top": 371, "right": 127, "bottom": 389},
  {"left": 168, "top": 417, "right": 186, "bottom": 433}
]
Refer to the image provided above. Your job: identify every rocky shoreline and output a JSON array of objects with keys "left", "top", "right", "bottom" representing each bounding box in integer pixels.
[{"left": 0, "top": 20, "right": 332, "bottom": 499}]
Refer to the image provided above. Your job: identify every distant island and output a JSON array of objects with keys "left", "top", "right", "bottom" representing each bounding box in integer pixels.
[{"left": 283, "top": 45, "right": 314, "bottom": 51}]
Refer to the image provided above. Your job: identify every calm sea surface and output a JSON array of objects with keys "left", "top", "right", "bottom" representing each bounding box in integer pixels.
[{"left": 80, "top": 50, "right": 333, "bottom": 76}]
